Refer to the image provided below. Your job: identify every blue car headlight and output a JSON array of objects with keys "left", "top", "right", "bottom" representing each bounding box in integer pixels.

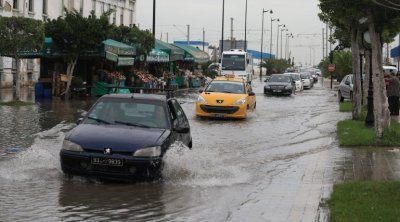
[
  {"left": 134, "top": 146, "right": 162, "bottom": 157},
  {"left": 62, "top": 140, "right": 84, "bottom": 152}
]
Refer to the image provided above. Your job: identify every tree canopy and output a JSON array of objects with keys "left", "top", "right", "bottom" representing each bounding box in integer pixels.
[
  {"left": 108, "top": 25, "right": 154, "bottom": 55},
  {"left": 0, "top": 16, "right": 44, "bottom": 58}
]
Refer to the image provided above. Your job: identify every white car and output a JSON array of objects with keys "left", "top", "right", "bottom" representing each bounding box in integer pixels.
[
  {"left": 300, "top": 72, "right": 313, "bottom": 89},
  {"left": 283, "top": 73, "right": 303, "bottom": 91}
]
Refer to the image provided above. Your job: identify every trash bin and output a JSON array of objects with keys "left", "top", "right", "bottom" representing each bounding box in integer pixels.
[
  {"left": 34, "top": 82, "right": 44, "bottom": 98},
  {"left": 43, "top": 88, "right": 52, "bottom": 98}
]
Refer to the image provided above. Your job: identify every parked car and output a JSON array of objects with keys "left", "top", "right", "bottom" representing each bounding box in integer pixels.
[
  {"left": 264, "top": 74, "right": 295, "bottom": 96},
  {"left": 338, "top": 74, "right": 353, "bottom": 102},
  {"left": 60, "top": 93, "right": 192, "bottom": 181},
  {"left": 300, "top": 72, "right": 313, "bottom": 89},
  {"left": 195, "top": 75, "right": 256, "bottom": 119},
  {"left": 283, "top": 72, "right": 303, "bottom": 91}
]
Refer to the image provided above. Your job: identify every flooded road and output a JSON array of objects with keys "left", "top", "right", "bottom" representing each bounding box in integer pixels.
[{"left": 1, "top": 79, "right": 397, "bottom": 221}]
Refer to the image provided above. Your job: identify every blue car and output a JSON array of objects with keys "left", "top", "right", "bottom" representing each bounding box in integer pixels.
[{"left": 60, "top": 93, "right": 192, "bottom": 181}]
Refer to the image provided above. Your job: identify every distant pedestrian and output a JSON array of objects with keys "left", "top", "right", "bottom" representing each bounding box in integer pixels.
[{"left": 386, "top": 73, "right": 400, "bottom": 116}]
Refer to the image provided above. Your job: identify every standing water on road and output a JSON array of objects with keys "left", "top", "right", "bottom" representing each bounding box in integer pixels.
[{"left": 1, "top": 80, "right": 397, "bottom": 222}]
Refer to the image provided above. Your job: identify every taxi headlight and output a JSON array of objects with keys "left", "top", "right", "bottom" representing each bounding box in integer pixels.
[
  {"left": 134, "top": 146, "right": 162, "bottom": 157},
  {"left": 233, "top": 97, "right": 247, "bottom": 105},
  {"left": 197, "top": 95, "right": 207, "bottom": 105},
  {"left": 62, "top": 140, "right": 84, "bottom": 152}
]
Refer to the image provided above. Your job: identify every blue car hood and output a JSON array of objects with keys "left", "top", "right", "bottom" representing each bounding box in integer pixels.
[{"left": 65, "top": 124, "right": 170, "bottom": 152}]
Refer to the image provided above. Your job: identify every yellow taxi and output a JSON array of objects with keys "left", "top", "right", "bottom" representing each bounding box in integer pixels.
[{"left": 195, "top": 75, "right": 256, "bottom": 119}]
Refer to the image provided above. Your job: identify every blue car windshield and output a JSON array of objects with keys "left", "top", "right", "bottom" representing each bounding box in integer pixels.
[{"left": 83, "top": 100, "right": 169, "bottom": 129}]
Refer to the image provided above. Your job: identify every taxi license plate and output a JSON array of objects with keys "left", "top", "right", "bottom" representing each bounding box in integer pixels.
[
  {"left": 91, "top": 157, "right": 123, "bottom": 166},
  {"left": 273, "top": 90, "right": 282, "bottom": 92},
  {"left": 213, "top": 113, "right": 226, "bottom": 118}
]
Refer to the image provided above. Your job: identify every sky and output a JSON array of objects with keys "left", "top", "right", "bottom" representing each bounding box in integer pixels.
[{"left": 136, "top": 0, "right": 328, "bottom": 67}]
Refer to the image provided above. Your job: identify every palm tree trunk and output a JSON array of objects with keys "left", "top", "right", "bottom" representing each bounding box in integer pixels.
[
  {"left": 351, "top": 28, "right": 362, "bottom": 120},
  {"left": 65, "top": 58, "right": 77, "bottom": 100},
  {"left": 368, "top": 19, "right": 390, "bottom": 137}
]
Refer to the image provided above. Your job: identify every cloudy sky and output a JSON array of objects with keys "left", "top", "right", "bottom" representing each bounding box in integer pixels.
[{"left": 136, "top": 0, "right": 327, "bottom": 66}]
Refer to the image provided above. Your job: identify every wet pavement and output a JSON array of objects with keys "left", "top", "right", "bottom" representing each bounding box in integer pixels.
[{"left": 1, "top": 79, "right": 400, "bottom": 222}]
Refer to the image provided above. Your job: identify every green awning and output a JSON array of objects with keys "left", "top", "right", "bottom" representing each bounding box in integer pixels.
[
  {"left": 102, "top": 39, "right": 136, "bottom": 56},
  {"left": 147, "top": 49, "right": 169, "bottom": 63},
  {"left": 118, "top": 57, "right": 135, "bottom": 66},
  {"left": 172, "top": 43, "right": 210, "bottom": 64},
  {"left": 103, "top": 39, "right": 135, "bottom": 66},
  {"left": 155, "top": 39, "right": 184, "bottom": 61}
]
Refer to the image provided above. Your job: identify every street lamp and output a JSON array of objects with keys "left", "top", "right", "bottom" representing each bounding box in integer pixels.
[
  {"left": 270, "top": 18, "right": 279, "bottom": 59},
  {"left": 244, "top": 0, "right": 248, "bottom": 51},
  {"left": 152, "top": 0, "right": 156, "bottom": 37},
  {"left": 260, "top": 9, "right": 273, "bottom": 80},
  {"left": 362, "top": 31, "right": 374, "bottom": 127},
  {"left": 276, "top": 24, "right": 285, "bottom": 58},
  {"left": 281, "top": 28, "right": 288, "bottom": 59},
  {"left": 285, "top": 33, "right": 293, "bottom": 60},
  {"left": 221, "top": 0, "right": 225, "bottom": 57}
]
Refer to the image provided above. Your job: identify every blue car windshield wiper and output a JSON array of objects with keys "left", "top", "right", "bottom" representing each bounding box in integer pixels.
[
  {"left": 87, "top": 116, "right": 111, "bottom": 125},
  {"left": 114, "top": 121, "right": 150, "bottom": 128}
]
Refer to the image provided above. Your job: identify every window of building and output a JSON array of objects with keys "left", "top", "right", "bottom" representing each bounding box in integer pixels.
[
  {"left": 130, "top": 10, "right": 133, "bottom": 26},
  {"left": 120, "top": 9, "right": 124, "bottom": 25},
  {"left": 42, "top": 0, "right": 47, "bottom": 14},
  {"left": 80, "top": 0, "right": 83, "bottom": 14},
  {"left": 28, "top": 0, "right": 33, "bottom": 12},
  {"left": 0, "top": 0, "right": 3, "bottom": 8},
  {"left": 13, "top": 0, "right": 18, "bottom": 9},
  {"left": 101, "top": 2, "right": 104, "bottom": 13},
  {"left": 92, "top": 0, "right": 96, "bottom": 12}
]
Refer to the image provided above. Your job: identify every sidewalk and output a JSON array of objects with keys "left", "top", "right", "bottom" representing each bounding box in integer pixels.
[{"left": 321, "top": 75, "right": 400, "bottom": 182}]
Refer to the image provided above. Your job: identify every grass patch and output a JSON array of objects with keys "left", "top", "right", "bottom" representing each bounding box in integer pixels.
[
  {"left": 329, "top": 181, "right": 400, "bottom": 222},
  {"left": 338, "top": 119, "right": 400, "bottom": 146},
  {"left": 337, "top": 119, "right": 377, "bottom": 146},
  {"left": 0, "top": 100, "right": 34, "bottom": 106},
  {"left": 339, "top": 101, "right": 352, "bottom": 112}
]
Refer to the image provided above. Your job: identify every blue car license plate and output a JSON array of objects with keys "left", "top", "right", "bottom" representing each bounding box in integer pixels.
[{"left": 91, "top": 157, "right": 123, "bottom": 166}]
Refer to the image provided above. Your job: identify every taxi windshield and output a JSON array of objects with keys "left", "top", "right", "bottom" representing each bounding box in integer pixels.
[{"left": 205, "top": 80, "right": 245, "bottom": 94}]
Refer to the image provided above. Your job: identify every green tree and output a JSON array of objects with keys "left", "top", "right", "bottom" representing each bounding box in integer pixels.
[
  {"left": 108, "top": 25, "right": 154, "bottom": 56},
  {"left": 0, "top": 16, "right": 44, "bottom": 100},
  {"left": 264, "top": 59, "right": 290, "bottom": 74},
  {"left": 319, "top": 0, "right": 400, "bottom": 137},
  {"left": 45, "top": 9, "right": 112, "bottom": 99}
]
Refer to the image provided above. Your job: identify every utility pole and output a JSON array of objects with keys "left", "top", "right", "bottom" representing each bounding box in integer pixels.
[
  {"left": 187, "top": 24, "right": 190, "bottom": 45},
  {"left": 230, "top": 17, "right": 234, "bottom": 41},
  {"left": 203, "top": 28, "right": 205, "bottom": 51},
  {"left": 167, "top": 32, "right": 169, "bottom": 43},
  {"left": 244, "top": 0, "right": 248, "bottom": 51},
  {"left": 221, "top": 0, "right": 225, "bottom": 57},
  {"left": 322, "top": 28, "right": 325, "bottom": 58},
  {"left": 325, "top": 23, "right": 328, "bottom": 57},
  {"left": 152, "top": 0, "right": 156, "bottom": 37}
]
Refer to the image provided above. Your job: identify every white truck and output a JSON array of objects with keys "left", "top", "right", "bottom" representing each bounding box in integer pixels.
[{"left": 220, "top": 49, "right": 254, "bottom": 83}]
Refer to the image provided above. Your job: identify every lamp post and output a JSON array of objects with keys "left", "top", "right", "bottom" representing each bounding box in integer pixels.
[
  {"left": 280, "top": 28, "right": 288, "bottom": 59},
  {"left": 152, "top": 0, "right": 156, "bottom": 37},
  {"left": 276, "top": 24, "right": 285, "bottom": 58},
  {"left": 285, "top": 33, "right": 293, "bottom": 60},
  {"left": 221, "top": 0, "right": 225, "bottom": 57},
  {"left": 363, "top": 31, "right": 374, "bottom": 127},
  {"left": 244, "top": 0, "right": 248, "bottom": 51},
  {"left": 270, "top": 18, "right": 279, "bottom": 59},
  {"left": 260, "top": 9, "right": 273, "bottom": 80}
]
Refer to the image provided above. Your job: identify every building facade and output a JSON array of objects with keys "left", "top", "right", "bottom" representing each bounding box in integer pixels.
[{"left": 0, "top": 0, "right": 137, "bottom": 88}]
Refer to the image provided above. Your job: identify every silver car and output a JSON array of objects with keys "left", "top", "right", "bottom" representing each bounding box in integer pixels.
[{"left": 338, "top": 74, "right": 353, "bottom": 102}]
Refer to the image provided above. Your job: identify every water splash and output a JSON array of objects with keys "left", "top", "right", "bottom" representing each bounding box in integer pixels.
[
  {"left": 162, "top": 142, "right": 250, "bottom": 187},
  {"left": 0, "top": 123, "right": 74, "bottom": 181}
]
